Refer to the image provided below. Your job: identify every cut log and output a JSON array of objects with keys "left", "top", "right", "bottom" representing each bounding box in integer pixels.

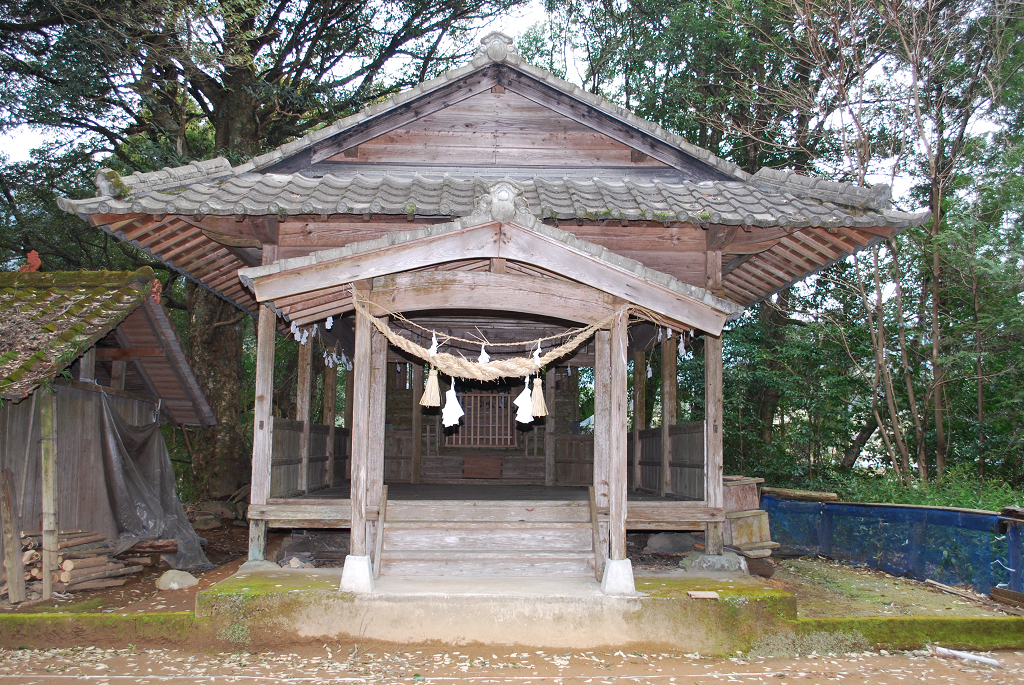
[
  {"left": 57, "top": 533, "right": 107, "bottom": 549},
  {"left": 29, "top": 567, "right": 41, "bottom": 579},
  {"left": 115, "top": 556, "right": 155, "bottom": 566},
  {"left": 61, "top": 556, "right": 111, "bottom": 572},
  {"left": 61, "top": 550, "right": 110, "bottom": 560},
  {"left": 760, "top": 487, "right": 839, "bottom": 502},
  {"left": 21, "top": 550, "right": 40, "bottom": 565},
  {"left": 54, "top": 577, "right": 127, "bottom": 592},
  {"left": 64, "top": 564, "right": 143, "bottom": 588},
  {"left": 60, "top": 562, "right": 123, "bottom": 582},
  {"left": 126, "top": 540, "right": 177, "bottom": 553}
]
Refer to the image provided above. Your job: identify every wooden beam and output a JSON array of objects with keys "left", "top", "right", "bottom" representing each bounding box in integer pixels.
[
  {"left": 348, "top": 294, "right": 372, "bottom": 556},
  {"left": 631, "top": 348, "right": 645, "bottom": 491},
  {"left": 323, "top": 350, "right": 338, "bottom": 488},
  {"left": 296, "top": 339, "right": 313, "bottom": 494},
  {"left": 40, "top": 389, "right": 56, "bottom": 600},
  {"left": 1, "top": 469, "right": 25, "bottom": 603},
  {"left": 253, "top": 222, "right": 730, "bottom": 334},
  {"left": 344, "top": 365, "right": 354, "bottom": 480},
  {"left": 608, "top": 310, "right": 629, "bottom": 561},
  {"left": 704, "top": 331, "right": 724, "bottom": 555},
  {"left": 411, "top": 363, "right": 423, "bottom": 484},
  {"left": 366, "top": 320, "right": 388, "bottom": 558},
  {"left": 544, "top": 369, "right": 556, "bottom": 486},
  {"left": 248, "top": 303, "right": 277, "bottom": 561},
  {"left": 109, "top": 360, "right": 127, "bottom": 391},
  {"left": 661, "top": 332, "right": 677, "bottom": 498},
  {"left": 594, "top": 330, "right": 611, "bottom": 569},
  {"left": 94, "top": 348, "right": 165, "bottom": 361},
  {"left": 78, "top": 347, "right": 95, "bottom": 381}
]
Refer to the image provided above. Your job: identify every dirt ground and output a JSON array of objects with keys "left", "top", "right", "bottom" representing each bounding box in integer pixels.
[{"left": 0, "top": 644, "right": 1019, "bottom": 683}]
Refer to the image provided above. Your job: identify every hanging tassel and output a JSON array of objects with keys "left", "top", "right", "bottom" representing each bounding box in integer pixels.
[
  {"left": 514, "top": 377, "right": 534, "bottom": 424},
  {"left": 441, "top": 377, "right": 464, "bottom": 427},
  {"left": 420, "top": 367, "right": 441, "bottom": 407},
  {"left": 531, "top": 376, "right": 548, "bottom": 417}
]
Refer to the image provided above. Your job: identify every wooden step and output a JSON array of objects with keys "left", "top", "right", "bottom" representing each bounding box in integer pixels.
[
  {"left": 382, "top": 522, "right": 592, "bottom": 553},
  {"left": 380, "top": 550, "right": 595, "bottom": 577},
  {"left": 386, "top": 500, "right": 590, "bottom": 524}
]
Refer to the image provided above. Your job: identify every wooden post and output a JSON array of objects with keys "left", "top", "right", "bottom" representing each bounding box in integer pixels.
[
  {"left": 344, "top": 365, "right": 354, "bottom": 479},
  {"left": 593, "top": 331, "right": 611, "bottom": 568},
  {"left": 296, "top": 338, "right": 313, "bottom": 493},
  {"left": 349, "top": 299, "right": 372, "bottom": 557},
  {"left": 323, "top": 347, "right": 338, "bottom": 487},
  {"left": 608, "top": 310, "right": 628, "bottom": 561},
  {"left": 110, "top": 360, "right": 126, "bottom": 390},
  {"left": 704, "top": 332, "right": 725, "bottom": 555},
  {"left": 411, "top": 363, "right": 422, "bottom": 484},
  {"left": 78, "top": 348, "right": 95, "bottom": 381},
  {"left": 366, "top": 322, "right": 388, "bottom": 552},
  {"left": 1, "top": 469, "right": 25, "bottom": 603},
  {"left": 661, "top": 332, "right": 677, "bottom": 497},
  {"left": 631, "top": 349, "right": 645, "bottom": 491},
  {"left": 248, "top": 303, "right": 277, "bottom": 560},
  {"left": 39, "top": 389, "right": 57, "bottom": 600},
  {"left": 544, "top": 368, "right": 556, "bottom": 487}
]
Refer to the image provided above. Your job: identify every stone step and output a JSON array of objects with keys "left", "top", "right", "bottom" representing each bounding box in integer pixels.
[
  {"left": 382, "top": 522, "right": 593, "bottom": 553},
  {"left": 379, "top": 550, "right": 596, "bottom": 577},
  {"left": 385, "top": 500, "right": 591, "bottom": 524}
]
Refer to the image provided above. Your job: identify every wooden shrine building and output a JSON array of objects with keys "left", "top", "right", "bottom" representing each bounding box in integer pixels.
[{"left": 59, "top": 33, "right": 928, "bottom": 593}]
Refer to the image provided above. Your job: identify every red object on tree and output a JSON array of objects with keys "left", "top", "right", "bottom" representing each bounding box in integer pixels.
[
  {"left": 151, "top": 279, "right": 162, "bottom": 303},
  {"left": 18, "top": 250, "right": 40, "bottom": 272}
]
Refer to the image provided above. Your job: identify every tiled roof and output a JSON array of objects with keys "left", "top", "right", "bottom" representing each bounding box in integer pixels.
[
  {"left": 0, "top": 268, "right": 155, "bottom": 400},
  {"left": 239, "top": 181, "right": 745, "bottom": 318},
  {"left": 60, "top": 172, "right": 927, "bottom": 230}
]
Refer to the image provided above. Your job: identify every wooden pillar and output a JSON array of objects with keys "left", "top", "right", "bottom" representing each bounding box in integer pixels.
[
  {"left": 366, "top": 322, "right": 388, "bottom": 552},
  {"left": 544, "top": 369, "right": 556, "bottom": 486},
  {"left": 593, "top": 331, "right": 611, "bottom": 567},
  {"left": 631, "top": 349, "right": 645, "bottom": 491},
  {"left": 1, "top": 469, "right": 25, "bottom": 602},
  {"left": 411, "top": 363, "right": 422, "bottom": 484},
  {"left": 110, "top": 360, "right": 126, "bottom": 390},
  {"left": 39, "top": 389, "right": 57, "bottom": 600},
  {"left": 323, "top": 348, "right": 338, "bottom": 487},
  {"left": 248, "top": 303, "right": 277, "bottom": 560},
  {"left": 705, "top": 331, "right": 725, "bottom": 555},
  {"left": 78, "top": 348, "right": 95, "bottom": 381},
  {"left": 660, "top": 332, "right": 677, "bottom": 497},
  {"left": 608, "top": 311, "right": 628, "bottom": 561},
  {"left": 349, "top": 301, "right": 372, "bottom": 556},
  {"left": 296, "top": 338, "right": 313, "bottom": 493},
  {"left": 344, "top": 366, "right": 354, "bottom": 479}
]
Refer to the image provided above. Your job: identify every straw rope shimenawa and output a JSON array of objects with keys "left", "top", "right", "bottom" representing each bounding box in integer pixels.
[{"left": 350, "top": 295, "right": 626, "bottom": 382}]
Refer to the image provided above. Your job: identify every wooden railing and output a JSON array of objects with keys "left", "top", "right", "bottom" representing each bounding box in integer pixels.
[
  {"left": 628, "top": 421, "right": 704, "bottom": 500},
  {"left": 445, "top": 392, "right": 515, "bottom": 447},
  {"left": 270, "top": 417, "right": 349, "bottom": 497}
]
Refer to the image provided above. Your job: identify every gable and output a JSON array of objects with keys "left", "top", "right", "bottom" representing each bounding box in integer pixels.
[{"left": 320, "top": 89, "right": 672, "bottom": 173}]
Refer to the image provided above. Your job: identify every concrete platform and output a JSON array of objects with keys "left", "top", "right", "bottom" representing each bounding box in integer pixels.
[{"left": 195, "top": 568, "right": 796, "bottom": 651}]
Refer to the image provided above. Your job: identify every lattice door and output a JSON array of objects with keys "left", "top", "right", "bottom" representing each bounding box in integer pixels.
[{"left": 445, "top": 392, "right": 516, "bottom": 446}]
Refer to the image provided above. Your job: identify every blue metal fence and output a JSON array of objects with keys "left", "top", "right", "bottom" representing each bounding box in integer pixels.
[{"left": 761, "top": 495, "right": 1023, "bottom": 595}]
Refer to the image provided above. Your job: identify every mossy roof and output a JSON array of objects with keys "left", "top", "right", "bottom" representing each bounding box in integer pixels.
[{"left": 0, "top": 267, "right": 155, "bottom": 401}]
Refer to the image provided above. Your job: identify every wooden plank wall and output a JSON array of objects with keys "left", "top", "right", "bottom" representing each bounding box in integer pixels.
[
  {"left": 630, "top": 422, "right": 705, "bottom": 500},
  {"left": 270, "top": 418, "right": 349, "bottom": 497},
  {"left": 0, "top": 384, "right": 156, "bottom": 563}
]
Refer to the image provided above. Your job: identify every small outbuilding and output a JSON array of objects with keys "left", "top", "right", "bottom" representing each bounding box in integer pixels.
[{"left": 0, "top": 267, "right": 215, "bottom": 599}]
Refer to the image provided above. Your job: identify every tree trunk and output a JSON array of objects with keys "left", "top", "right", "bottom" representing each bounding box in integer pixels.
[
  {"left": 930, "top": 185, "right": 947, "bottom": 478},
  {"left": 185, "top": 283, "right": 247, "bottom": 499},
  {"left": 842, "top": 415, "right": 878, "bottom": 468}
]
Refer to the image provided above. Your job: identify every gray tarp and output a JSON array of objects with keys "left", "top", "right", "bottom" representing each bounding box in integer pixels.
[{"left": 99, "top": 393, "right": 211, "bottom": 569}]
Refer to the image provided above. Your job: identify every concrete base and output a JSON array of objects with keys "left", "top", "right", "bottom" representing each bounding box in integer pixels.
[
  {"left": 196, "top": 568, "right": 795, "bottom": 651},
  {"left": 601, "top": 558, "right": 636, "bottom": 596},
  {"left": 238, "top": 559, "right": 280, "bottom": 572},
  {"left": 340, "top": 555, "right": 374, "bottom": 593},
  {"left": 683, "top": 552, "right": 749, "bottom": 574}
]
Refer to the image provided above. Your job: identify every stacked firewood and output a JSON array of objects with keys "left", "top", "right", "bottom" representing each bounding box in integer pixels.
[{"left": 2, "top": 530, "right": 177, "bottom": 597}]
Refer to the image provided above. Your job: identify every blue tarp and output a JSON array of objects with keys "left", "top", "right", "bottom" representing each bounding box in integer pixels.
[{"left": 761, "top": 495, "right": 1021, "bottom": 594}]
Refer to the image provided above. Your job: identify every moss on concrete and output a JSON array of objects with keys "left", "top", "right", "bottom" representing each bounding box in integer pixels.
[
  {"left": 796, "top": 616, "right": 1024, "bottom": 650},
  {"left": 0, "top": 611, "right": 199, "bottom": 649}
]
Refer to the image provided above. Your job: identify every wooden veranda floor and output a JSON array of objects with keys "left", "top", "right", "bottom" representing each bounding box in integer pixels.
[{"left": 300, "top": 482, "right": 685, "bottom": 502}]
